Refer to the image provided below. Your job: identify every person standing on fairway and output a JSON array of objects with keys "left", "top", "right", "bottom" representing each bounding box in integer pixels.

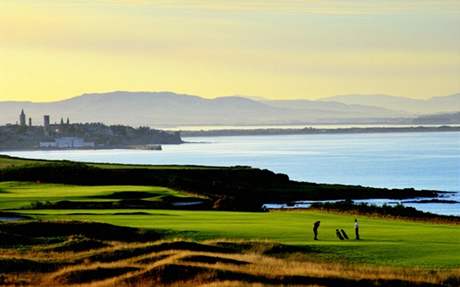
[
  {"left": 313, "top": 221, "right": 320, "bottom": 240},
  {"left": 354, "top": 219, "right": 360, "bottom": 240}
]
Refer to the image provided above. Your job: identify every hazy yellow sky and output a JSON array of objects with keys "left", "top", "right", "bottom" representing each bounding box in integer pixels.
[{"left": 1, "top": 0, "right": 460, "bottom": 102}]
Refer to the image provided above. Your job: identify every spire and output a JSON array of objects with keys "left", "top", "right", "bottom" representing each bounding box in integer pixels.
[{"left": 19, "top": 109, "right": 26, "bottom": 126}]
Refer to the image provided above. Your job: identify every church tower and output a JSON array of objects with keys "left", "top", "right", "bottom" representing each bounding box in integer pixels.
[
  {"left": 19, "top": 110, "right": 26, "bottom": 126},
  {"left": 44, "top": 115, "right": 50, "bottom": 128}
]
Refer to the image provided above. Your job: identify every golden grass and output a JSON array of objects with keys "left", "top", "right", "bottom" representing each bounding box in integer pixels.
[{"left": 1, "top": 238, "right": 459, "bottom": 287}]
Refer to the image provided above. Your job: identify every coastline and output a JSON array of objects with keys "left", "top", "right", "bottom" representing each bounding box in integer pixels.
[
  {"left": 180, "top": 125, "right": 460, "bottom": 137},
  {"left": 0, "top": 144, "right": 166, "bottom": 152}
]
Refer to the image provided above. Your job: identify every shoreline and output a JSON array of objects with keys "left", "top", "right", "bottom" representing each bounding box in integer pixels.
[
  {"left": 263, "top": 192, "right": 460, "bottom": 217},
  {"left": 0, "top": 144, "right": 169, "bottom": 153},
  {"left": 180, "top": 125, "right": 460, "bottom": 137}
]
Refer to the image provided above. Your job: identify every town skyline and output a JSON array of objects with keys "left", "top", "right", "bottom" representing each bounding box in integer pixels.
[{"left": 16, "top": 109, "right": 68, "bottom": 128}]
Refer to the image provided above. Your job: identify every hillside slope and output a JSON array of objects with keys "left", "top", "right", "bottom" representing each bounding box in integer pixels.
[
  {"left": 0, "top": 91, "right": 407, "bottom": 127},
  {"left": 323, "top": 93, "right": 460, "bottom": 114}
]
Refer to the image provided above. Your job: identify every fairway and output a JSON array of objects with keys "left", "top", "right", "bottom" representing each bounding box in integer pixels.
[
  {"left": 1, "top": 181, "right": 459, "bottom": 269},
  {"left": 1, "top": 179, "right": 459, "bottom": 270},
  {"left": 18, "top": 208, "right": 460, "bottom": 268},
  {"left": 0, "top": 181, "right": 195, "bottom": 209}
]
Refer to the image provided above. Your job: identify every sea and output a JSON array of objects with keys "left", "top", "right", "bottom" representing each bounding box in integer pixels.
[{"left": 2, "top": 131, "right": 460, "bottom": 216}]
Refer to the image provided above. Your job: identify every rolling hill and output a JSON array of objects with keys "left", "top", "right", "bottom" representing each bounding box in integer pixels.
[
  {"left": 323, "top": 93, "right": 460, "bottom": 114},
  {"left": 0, "top": 91, "right": 408, "bottom": 127}
]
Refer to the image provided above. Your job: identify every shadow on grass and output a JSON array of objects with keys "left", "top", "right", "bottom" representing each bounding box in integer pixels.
[
  {"left": 54, "top": 266, "right": 139, "bottom": 284},
  {"left": 125, "top": 262, "right": 441, "bottom": 287},
  {"left": 0, "top": 258, "right": 58, "bottom": 273},
  {"left": 47, "top": 236, "right": 110, "bottom": 252},
  {"left": 88, "top": 241, "right": 235, "bottom": 263},
  {"left": 61, "top": 212, "right": 176, "bottom": 216},
  {"left": 0, "top": 220, "right": 164, "bottom": 243},
  {"left": 180, "top": 254, "right": 249, "bottom": 266},
  {"left": 90, "top": 191, "right": 160, "bottom": 199}
]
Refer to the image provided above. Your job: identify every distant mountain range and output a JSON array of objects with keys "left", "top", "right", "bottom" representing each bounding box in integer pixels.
[
  {"left": 0, "top": 91, "right": 459, "bottom": 127},
  {"left": 413, "top": 112, "right": 460, "bottom": 125},
  {"left": 322, "top": 94, "right": 460, "bottom": 114}
]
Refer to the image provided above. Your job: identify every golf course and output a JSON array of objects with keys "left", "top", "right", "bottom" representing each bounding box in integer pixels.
[
  {"left": 0, "top": 155, "right": 459, "bottom": 286},
  {"left": 18, "top": 208, "right": 460, "bottom": 267}
]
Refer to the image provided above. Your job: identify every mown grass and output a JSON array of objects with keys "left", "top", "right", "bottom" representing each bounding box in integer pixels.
[
  {"left": 0, "top": 182, "right": 196, "bottom": 209},
  {"left": 0, "top": 156, "right": 42, "bottom": 169},
  {"left": 14, "top": 209, "right": 460, "bottom": 268},
  {"left": 0, "top": 155, "right": 233, "bottom": 170}
]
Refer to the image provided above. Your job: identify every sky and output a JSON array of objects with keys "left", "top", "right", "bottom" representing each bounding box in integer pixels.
[{"left": 1, "top": 0, "right": 460, "bottom": 102}]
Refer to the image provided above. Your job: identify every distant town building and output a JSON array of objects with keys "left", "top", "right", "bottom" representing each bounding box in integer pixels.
[
  {"left": 39, "top": 137, "right": 95, "bottom": 149},
  {"left": 16, "top": 110, "right": 71, "bottom": 129},
  {"left": 19, "top": 110, "right": 26, "bottom": 126},
  {"left": 44, "top": 115, "right": 50, "bottom": 128}
]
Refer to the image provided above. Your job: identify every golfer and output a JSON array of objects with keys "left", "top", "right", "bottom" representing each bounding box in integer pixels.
[
  {"left": 313, "top": 221, "right": 320, "bottom": 240},
  {"left": 354, "top": 219, "right": 360, "bottom": 240}
]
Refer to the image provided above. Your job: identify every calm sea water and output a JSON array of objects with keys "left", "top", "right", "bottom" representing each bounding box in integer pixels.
[{"left": 3, "top": 131, "right": 460, "bottom": 215}]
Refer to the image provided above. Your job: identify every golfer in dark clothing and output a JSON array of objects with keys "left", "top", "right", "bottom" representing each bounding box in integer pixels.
[
  {"left": 354, "top": 219, "right": 360, "bottom": 240},
  {"left": 313, "top": 221, "right": 320, "bottom": 240}
]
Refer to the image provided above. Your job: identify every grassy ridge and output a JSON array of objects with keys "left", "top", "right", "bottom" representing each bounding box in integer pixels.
[
  {"left": 0, "top": 156, "right": 42, "bottom": 169},
  {"left": 0, "top": 155, "right": 440, "bottom": 212},
  {"left": 0, "top": 155, "right": 223, "bottom": 170}
]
